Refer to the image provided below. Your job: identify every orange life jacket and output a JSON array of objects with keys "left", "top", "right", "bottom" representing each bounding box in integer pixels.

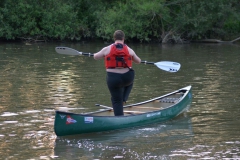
[{"left": 105, "top": 43, "right": 132, "bottom": 69}]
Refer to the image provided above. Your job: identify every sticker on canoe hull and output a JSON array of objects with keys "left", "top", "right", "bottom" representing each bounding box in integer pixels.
[
  {"left": 59, "top": 114, "right": 66, "bottom": 119},
  {"left": 146, "top": 112, "right": 161, "bottom": 118},
  {"left": 66, "top": 115, "right": 77, "bottom": 124},
  {"left": 84, "top": 117, "right": 94, "bottom": 123},
  {"left": 189, "top": 93, "right": 192, "bottom": 99}
]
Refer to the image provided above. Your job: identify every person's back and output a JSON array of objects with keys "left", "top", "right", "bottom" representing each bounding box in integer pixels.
[{"left": 94, "top": 30, "right": 141, "bottom": 116}]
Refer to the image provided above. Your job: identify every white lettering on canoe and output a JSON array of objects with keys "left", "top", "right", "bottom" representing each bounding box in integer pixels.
[
  {"left": 146, "top": 112, "right": 161, "bottom": 118},
  {"left": 84, "top": 117, "right": 94, "bottom": 123}
]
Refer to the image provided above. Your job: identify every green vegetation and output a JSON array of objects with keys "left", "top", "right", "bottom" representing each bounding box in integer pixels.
[{"left": 0, "top": 0, "right": 239, "bottom": 42}]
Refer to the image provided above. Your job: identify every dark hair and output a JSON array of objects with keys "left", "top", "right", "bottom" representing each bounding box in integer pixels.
[{"left": 113, "top": 30, "right": 125, "bottom": 40}]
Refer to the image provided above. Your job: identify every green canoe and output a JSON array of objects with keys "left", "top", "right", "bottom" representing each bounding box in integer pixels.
[{"left": 54, "top": 86, "right": 192, "bottom": 136}]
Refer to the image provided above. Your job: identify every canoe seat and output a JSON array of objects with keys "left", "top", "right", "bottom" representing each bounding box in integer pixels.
[
  {"left": 158, "top": 97, "right": 180, "bottom": 103},
  {"left": 134, "top": 106, "right": 160, "bottom": 110},
  {"left": 123, "top": 110, "right": 145, "bottom": 114}
]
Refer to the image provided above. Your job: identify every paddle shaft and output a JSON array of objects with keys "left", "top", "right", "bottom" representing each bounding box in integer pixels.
[
  {"left": 57, "top": 47, "right": 154, "bottom": 62},
  {"left": 80, "top": 53, "right": 93, "bottom": 57},
  {"left": 141, "top": 61, "right": 154, "bottom": 65},
  {"left": 56, "top": 47, "right": 156, "bottom": 64},
  {"left": 95, "top": 104, "right": 112, "bottom": 109},
  {"left": 56, "top": 47, "right": 94, "bottom": 57},
  {"left": 55, "top": 47, "right": 181, "bottom": 72}
]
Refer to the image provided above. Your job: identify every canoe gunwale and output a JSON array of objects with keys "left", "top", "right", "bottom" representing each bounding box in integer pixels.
[{"left": 56, "top": 85, "right": 192, "bottom": 117}]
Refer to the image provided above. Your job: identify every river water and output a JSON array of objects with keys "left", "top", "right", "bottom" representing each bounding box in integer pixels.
[{"left": 0, "top": 41, "right": 240, "bottom": 159}]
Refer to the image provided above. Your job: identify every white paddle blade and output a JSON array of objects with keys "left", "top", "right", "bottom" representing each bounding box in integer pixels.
[
  {"left": 55, "top": 47, "right": 82, "bottom": 56},
  {"left": 154, "top": 61, "right": 181, "bottom": 72}
]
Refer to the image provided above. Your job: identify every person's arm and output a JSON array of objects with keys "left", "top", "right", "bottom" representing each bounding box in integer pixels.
[
  {"left": 128, "top": 47, "right": 141, "bottom": 63},
  {"left": 94, "top": 46, "right": 110, "bottom": 60}
]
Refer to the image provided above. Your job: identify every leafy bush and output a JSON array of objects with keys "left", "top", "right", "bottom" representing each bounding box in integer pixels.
[
  {"left": 0, "top": 0, "right": 239, "bottom": 42},
  {"left": 168, "top": 0, "right": 240, "bottom": 40},
  {"left": 0, "top": 0, "right": 79, "bottom": 40},
  {"left": 95, "top": 0, "right": 168, "bottom": 42}
]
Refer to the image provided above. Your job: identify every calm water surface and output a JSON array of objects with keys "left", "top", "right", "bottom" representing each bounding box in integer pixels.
[{"left": 0, "top": 42, "right": 240, "bottom": 159}]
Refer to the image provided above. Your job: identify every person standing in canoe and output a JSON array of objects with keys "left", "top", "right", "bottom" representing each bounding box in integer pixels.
[{"left": 94, "top": 30, "right": 141, "bottom": 116}]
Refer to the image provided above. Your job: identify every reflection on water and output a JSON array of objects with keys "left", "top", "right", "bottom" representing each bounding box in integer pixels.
[
  {"left": 170, "top": 142, "right": 240, "bottom": 159},
  {"left": 0, "top": 109, "right": 56, "bottom": 159},
  {"left": 54, "top": 115, "right": 193, "bottom": 159},
  {"left": 0, "top": 42, "right": 240, "bottom": 159}
]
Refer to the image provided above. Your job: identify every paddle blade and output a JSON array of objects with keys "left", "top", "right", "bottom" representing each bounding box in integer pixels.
[
  {"left": 154, "top": 61, "right": 181, "bottom": 72},
  {"left": 55, "top": 47, "right": 81, "bottom": 55}
]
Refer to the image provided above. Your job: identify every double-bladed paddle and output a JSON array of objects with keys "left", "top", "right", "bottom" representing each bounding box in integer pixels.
[{"left": 55, "top": 47, "right": 181, "bottom": 72}]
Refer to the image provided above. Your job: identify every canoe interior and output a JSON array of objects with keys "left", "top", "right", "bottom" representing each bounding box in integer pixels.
[
  {"left": 54, "top": 86, "right": 192, "bottom": 136},
  {"left": 86, "top": 89, "right": 187, "bottom": 117}
]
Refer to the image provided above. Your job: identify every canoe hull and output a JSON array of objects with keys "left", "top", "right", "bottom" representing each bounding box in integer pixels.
[{"left": 54, "top": 86, "right": 192, "bottom": 136}]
